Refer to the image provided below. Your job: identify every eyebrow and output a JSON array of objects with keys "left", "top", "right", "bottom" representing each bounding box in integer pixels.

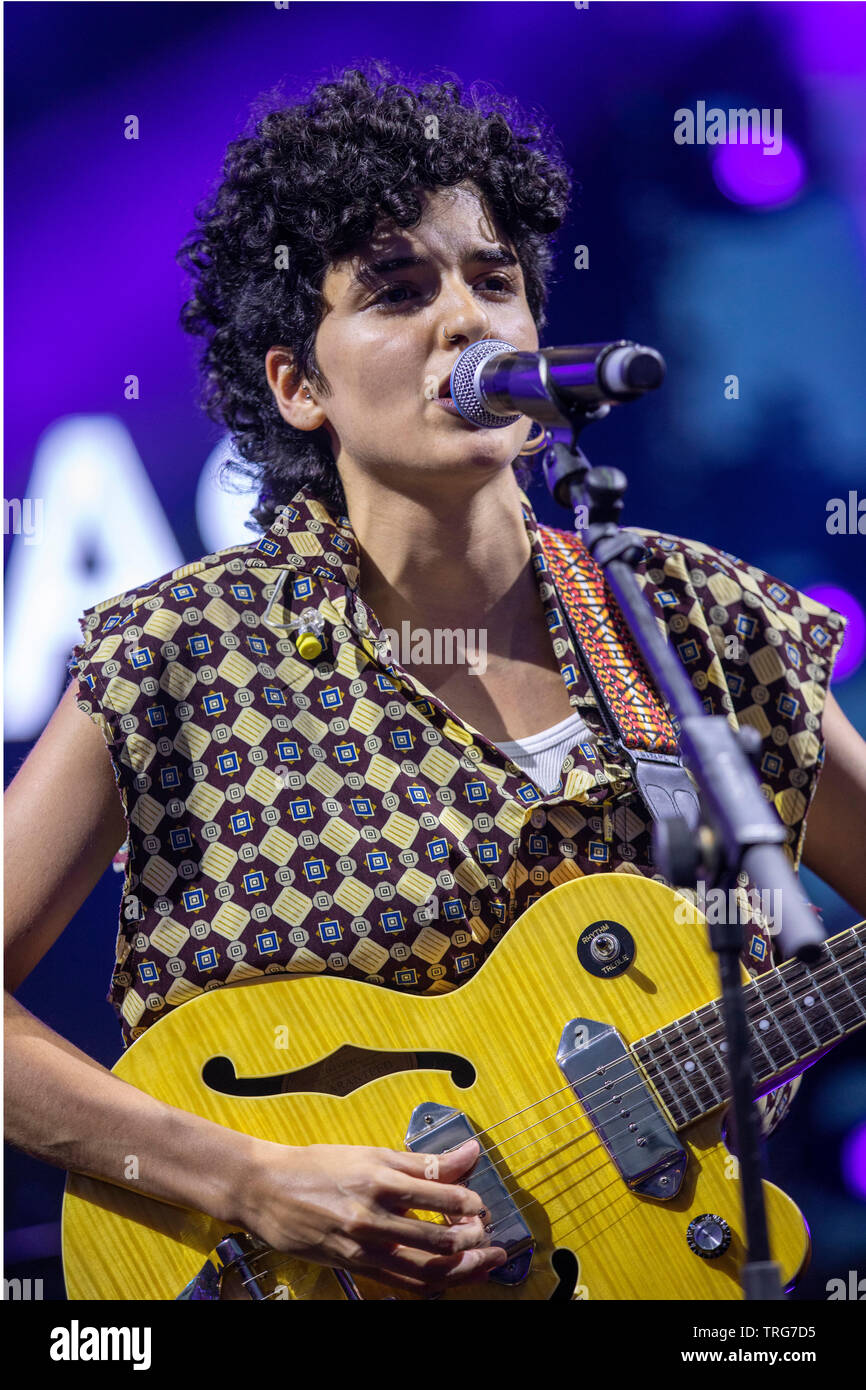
[{"left": 352, "top": 244, "right": 519, "bottom": 289}]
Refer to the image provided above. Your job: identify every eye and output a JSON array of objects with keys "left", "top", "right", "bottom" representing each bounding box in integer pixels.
[
  {"left": 371, "top": 283, "right": 416, "bottom": 308},
  {"left": 369, "top": 274, "right": 517, "bottom": 311},
  {"left": 480, "top": 274, "right": 515, "bottom": 294}
]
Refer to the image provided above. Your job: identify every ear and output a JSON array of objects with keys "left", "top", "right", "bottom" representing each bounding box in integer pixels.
[{"left": 265, "top": 347, "right": 327, "bottom": 431}]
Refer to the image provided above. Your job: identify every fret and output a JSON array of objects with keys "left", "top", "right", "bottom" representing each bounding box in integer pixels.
[
  {"left": 807, "top": 959, "right": 846, "bottom": 1034},
  {"left": 777, "top": 956, "right": 843, "bottom": 1046},
  {"left": 825, "top": 932, "right": 866, "bottom": 1025},
  {"left": 631, "top": 1038, "right": 684, "bottom": 1125},
  {"left": 850, "top": 925, "right": 866, "bottom": 997},
  {"left": 657, "top": 1018, "right": 719, "bottom": 1113},
  {"left": 683, "top": 1009, "right": 725, "bottom": 1106},
  {"left": 633, "top": 1034, "right": 694, "bottom": 1127},
  {"left": 692, "top": 1003, "right": 730, "bottom": 1096},
  {"left": 748, "top": 973, "right": 799, "bottom": 1079},
  {"left": 637, "top": 925, "right": 866, "bottom": 1129},
  {"left": 651, "top": 1026, "right": 703, "bottom": 1118},
  {"left": 745, "top": 990, "right": 779, "bottom": 1076},
  {"left": 699, "top": 994, "right": 789, "bottom": 1101},
  {"left": 698, "top": 1000, "right": 747, "bottom": 1101},
  {"left": 768, "top": 960, "right": 823, "bottom": 1058}
]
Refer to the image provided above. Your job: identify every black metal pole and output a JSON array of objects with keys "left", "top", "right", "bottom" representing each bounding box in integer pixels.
[{"left": 542, "top": 423, "right": 825, "bottom": 1300}]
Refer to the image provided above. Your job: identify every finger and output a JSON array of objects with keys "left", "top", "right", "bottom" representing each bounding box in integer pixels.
[
  {"left": 363, "top": 1209, "right": 488, "bottom": 1257},
  {"left": 379, "top": 1174, "right": 488, "bottom": 1221},
  {"left": 355, "top": 1242, "right": 510, "bottom": 1292},
  {"left": 385, "top": 1138, "right": 481, "bottom": 1185}
]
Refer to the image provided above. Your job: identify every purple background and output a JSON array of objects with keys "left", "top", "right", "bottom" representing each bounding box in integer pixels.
[{"left": 4, "top": 1, "right": 865, "bottom": 1300}]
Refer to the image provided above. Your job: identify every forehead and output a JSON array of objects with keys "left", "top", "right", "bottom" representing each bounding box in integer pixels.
[{"left": 325, "top": 183, "right": 513, "bottom": 291}]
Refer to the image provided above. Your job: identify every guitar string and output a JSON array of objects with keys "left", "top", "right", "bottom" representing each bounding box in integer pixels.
[
  {"left": 239, "top": 1080, "right": 655, "bottom": 1291},
  {"left": 233, "top": 942, "right": 866, "bottom": 1292},
  {"left": 240, "top": 956, "right": 865, "bottom": 1250},
  {"left": 429, "top": 980, "right": 866, "bottom": 1245},
  {"left": 243, "top": 987, "right": 866, "bottom": 1294},
  {"left": 467, "top": 980, "right": 866, "bottom": 1240},
  {"left": 416, "top": 976, "right": 866, "bottom": 1221},
  {"left": 240, "top": 956, "right": 865, "bottom": 1260},
  {"left": 255, "top": 931, "right": 866, "bottom": 1184},
  {"left": 633, "top": 944, "right": 866, "bottom": 1074},
  {"left": 239, "top": 1058, "right": 650, "bottom": 1285},
  {"left": 495, "top": 939, "right": 866, "bottom": 1147},
  {"left": 483, "top": 964, "right": 866, "bottom": 1164},
  {"left": 471, "top": 984, "right": 866, "bottom": 1238},
  {"left": 636, "top": 936, "right": 866, "bottom": 1083},
  {"left": 241, "top": 967, "right": 865, "bottom": 1290},
  {"left": 376, "top": 948, "right": 865, "bottom": 1176},
  {"left": 353, "top": 941, "right": 866, "bottom": 1181},
  {"left": 240, "top": 1032, "right": 807, "bottom": 1294},
  {"left": 481, "top": 970, "right": 866, "bottom": 1189},
  {"left": 245, "top": 998, "right": 866, "bottom": 1292}
]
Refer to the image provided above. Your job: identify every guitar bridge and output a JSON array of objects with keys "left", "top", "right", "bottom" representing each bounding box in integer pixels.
[
  {"left": 176, "top": 1232, "right": 272, "bottom": 1300},
  {"left": 405, "top": 1103, "right": 534, "bottom": 1286}
]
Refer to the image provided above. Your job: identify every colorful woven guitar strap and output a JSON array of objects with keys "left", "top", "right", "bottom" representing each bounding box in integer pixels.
[{"left": 543, "top": 527, "right": 702, "bottom": 829}]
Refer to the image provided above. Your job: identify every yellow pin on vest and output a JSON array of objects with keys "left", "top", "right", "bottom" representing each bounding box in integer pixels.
[{"left": 294, "top": 606, "right": 325, "bottom": 660}]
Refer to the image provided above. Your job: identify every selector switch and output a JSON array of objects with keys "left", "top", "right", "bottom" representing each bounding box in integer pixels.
[{"left": 686, "top": 1213, "right": 732, "bottom": 1259}]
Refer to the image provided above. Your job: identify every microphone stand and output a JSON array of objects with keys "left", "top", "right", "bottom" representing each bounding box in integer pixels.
[{"left": 540, "top": 405, "right": 826, "bottom": 1302}]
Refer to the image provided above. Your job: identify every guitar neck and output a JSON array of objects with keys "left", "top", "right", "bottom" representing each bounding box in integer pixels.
[{"left": 633, "top": 921, "right": 866, "bottom": 1129}]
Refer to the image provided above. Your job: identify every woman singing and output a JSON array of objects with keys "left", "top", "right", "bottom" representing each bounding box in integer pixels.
[{"left": 6, "top": 61, "right": 866, "bottom": 1299}]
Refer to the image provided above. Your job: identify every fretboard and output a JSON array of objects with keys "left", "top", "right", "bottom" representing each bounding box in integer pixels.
[{"left": 632, "top": 922, "right": 866, "bottom": 1129}]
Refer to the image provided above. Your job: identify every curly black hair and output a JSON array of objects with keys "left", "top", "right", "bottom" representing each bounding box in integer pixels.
[{"left": 176, "top": 59, "right": 572, "bottom": 532}]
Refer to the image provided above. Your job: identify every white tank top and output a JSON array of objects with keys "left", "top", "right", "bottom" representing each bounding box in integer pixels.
[{"left": 493, "top": 709, "right": 596, "bottom": 794}]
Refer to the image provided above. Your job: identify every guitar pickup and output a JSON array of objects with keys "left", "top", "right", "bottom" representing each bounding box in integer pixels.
[
  {"left": 557, "top": 1018, "right": 687, "bottom": 1199},
  {"left": 405, "top": 1102, "right": 534, "bottom": 1285}
]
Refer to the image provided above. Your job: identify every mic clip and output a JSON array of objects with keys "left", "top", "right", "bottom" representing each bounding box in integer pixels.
[
  {"left": 262, "top": 575, "right": 330, "bottom": 662},
  {"left": 292, "top": 606, "right": 327, "bottom": 662}
]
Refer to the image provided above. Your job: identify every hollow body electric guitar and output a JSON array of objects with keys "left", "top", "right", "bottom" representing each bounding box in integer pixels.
[{"left": 63, "top": 874, "right": 866, "bottom": 1300}]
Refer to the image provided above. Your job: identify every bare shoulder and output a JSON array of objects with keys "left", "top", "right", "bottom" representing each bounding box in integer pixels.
[
  {"left": 800, "top": 691, "right": 866, "bottom": 920},
  {"left": 4, "top": 679, "right": 128, "bottom": 990}
]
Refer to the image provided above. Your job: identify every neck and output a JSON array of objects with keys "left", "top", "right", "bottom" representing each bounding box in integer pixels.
[
  {"left": 341, "top": 467, "right": 537, "bottom": 635},
  {"left": 635, "top": 921, "right": 866, "bottom": 1129}
]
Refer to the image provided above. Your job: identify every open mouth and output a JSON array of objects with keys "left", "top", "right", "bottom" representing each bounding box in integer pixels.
[{"left": 429, "top": 369, "right": 475, "bottom": 420}]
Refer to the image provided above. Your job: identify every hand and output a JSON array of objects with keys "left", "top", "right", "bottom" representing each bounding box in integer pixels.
[{"left": 238, "top": 1137, "right": 509, "bottom": 1294}]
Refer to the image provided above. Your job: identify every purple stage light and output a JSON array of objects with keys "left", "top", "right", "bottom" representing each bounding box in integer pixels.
[
  {"left": 803, "top": 585, "right": 865, "bottom": 683},
  {"left": 841, "top": 1120, "right": 866, "bottom": 1202},
  {"left": 712, "top": 135, "right": 807, "bottom": 210}
]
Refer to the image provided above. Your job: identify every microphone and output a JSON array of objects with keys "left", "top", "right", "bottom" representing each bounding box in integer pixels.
[{"left": 448, "top": 339, "right": 666, "bottom": 429}]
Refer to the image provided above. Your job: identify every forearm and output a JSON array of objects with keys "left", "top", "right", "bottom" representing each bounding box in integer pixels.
[{"left": 4, "top": 991, "right": 254, "bottom": 1225}]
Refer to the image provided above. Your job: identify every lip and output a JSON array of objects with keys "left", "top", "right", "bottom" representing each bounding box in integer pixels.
[
  {"left": 437, "top": 371, "right": 455, "bottom": 397},
  {"left": 432, "top": 396, "right": 479, "bottom": 423}
]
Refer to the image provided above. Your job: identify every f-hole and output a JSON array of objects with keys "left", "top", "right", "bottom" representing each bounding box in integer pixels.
[
  {"left": 548, "top": 1249, "right": 579, "bottom": 1301},
  {"left": 202, "top": 1046, "right": 476, "bottom": 1098}
]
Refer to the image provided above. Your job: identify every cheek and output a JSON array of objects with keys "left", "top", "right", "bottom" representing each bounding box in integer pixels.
[
  {"left": 508, "top": 305, "right": 540, "bottom": 350},
  {"left": 325, "top": 321, "right": 425, "bottom": 405}
]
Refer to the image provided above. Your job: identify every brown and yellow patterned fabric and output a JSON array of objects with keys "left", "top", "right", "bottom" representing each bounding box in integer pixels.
[{"left": 68, "top": 486, "right": 847, "bottom": 1133}]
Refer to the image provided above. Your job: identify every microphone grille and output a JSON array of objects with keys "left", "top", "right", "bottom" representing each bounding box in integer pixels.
[{"left": 450, "top": 338, "right": 521, "bottom": 428}]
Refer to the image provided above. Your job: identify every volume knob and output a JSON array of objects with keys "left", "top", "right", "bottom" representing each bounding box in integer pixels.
[{"left": 686, "top": 1213, "right": 732, "bottom": 1259}]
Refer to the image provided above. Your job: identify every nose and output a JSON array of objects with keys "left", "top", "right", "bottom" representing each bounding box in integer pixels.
[{"left": 436, "top": 274, "right": 492, "bottom": 347}]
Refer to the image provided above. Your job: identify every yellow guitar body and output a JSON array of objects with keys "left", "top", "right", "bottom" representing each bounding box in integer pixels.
[{"left": 63, "top": 874, "right": 810, "bottom": 1299}]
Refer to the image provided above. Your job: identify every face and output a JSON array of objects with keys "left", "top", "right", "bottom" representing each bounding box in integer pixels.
[{"left": 266, "top": 182, "right": 539, "bottom": 495}]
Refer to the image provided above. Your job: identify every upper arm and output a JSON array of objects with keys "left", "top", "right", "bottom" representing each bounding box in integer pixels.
[
  {"left": 800, "top": 690, "right": 866, "bottom": 919},
  {"left": 4, "top": 678, "right": 128, "bottom": 992}
]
